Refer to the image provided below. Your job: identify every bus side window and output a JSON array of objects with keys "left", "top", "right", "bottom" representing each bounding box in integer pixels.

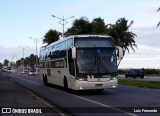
[{"left": 67, "top": 38, "right": 73, "bottom": 49}]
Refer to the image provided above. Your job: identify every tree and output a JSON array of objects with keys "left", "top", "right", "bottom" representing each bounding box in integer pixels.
[
  {"left": 107, "top": 18, "right": 137, "bottom": 54},
  {"left": 28, "top": 54, "right": 38, "bottom": 67},
  {"left": 0, "top": 62, "right": 2, "bottom": 69},
  {"left": 43, "top": 29, "right": 61, "bottom": 45},
  {"left": 16, "top": 54, "right": 39, "bottom": 68},
  {"left": 91, "top": 17, "right": 107, "bottom": 34},
  {"left": 65, "top": 17, "right": 92, "bottom": 36},
  {"left": 3, "top": 59, "right": 9, "bottom": 66},
  {"left": 157, "top": 7, "right": 160, "bottom": 27},
  {"left": 16, "top": 59, "right": 22, "bottom": 67},
  {"left": 25, "top": 57, "right": 30, "bottom": 67}
]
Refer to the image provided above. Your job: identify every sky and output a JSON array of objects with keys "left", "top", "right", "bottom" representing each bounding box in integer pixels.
[{"left": 0, "top": 0, "right": 160, "bottom": 69}]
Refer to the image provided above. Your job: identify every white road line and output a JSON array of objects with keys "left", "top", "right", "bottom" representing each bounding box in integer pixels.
[
  {"left": 24, "top": 88, "right": 66, "bottom": 116},
  {"left": 13, "top": 76, "right": 138, "bottom": 116},
  {"left": 10, "top": 76, "right": 66, "bottom": 116},
  {"left": 57, "top": 91, "right": 138, "bottom": 116}
]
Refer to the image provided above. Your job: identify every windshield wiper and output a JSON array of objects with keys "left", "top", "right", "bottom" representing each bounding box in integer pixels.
[
  {"left": 88, "top": 57, "right": 97, "bottom": 74},
  {"left": 93, "top": 39, "right": 96, "bottom": 47},
  {"left": 98, "top": 56, "right": 108, "bottom": 73}
]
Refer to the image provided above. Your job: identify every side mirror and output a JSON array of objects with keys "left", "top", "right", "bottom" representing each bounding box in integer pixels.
[
  {"left": 116, "top": 46, "right": 124, "bottom": 60},
  {"left": 71, "top": 46, "right": 76, "bottom": 59}
]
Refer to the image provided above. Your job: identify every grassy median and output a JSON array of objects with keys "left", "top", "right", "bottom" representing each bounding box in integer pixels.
[{"left": 118, "top": 79, "right": 160, "bottom": 89}]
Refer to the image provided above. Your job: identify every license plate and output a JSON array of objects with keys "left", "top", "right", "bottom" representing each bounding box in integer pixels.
[{"left": 95, "top": 84, "right": 102, "bottom": 87}]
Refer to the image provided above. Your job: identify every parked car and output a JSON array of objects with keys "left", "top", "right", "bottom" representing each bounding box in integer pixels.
[
  {"left": 125, "top": 69, "right": 144, "bottom": 79},
  {"left": 28, "top": 70, "right": 36, "bottom": 76}
]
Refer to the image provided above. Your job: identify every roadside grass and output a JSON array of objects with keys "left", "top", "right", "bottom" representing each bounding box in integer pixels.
[{"left": 118, "top": 79, "right": 160, "bottom": 89}]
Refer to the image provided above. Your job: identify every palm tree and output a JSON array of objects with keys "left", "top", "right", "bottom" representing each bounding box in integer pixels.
[
  {"left": 65, "top": 17, "right": 92, "bottom": 36},
  {"left": 107, "top": 18, "right": 137, "bottom": 65},
  {"left": 91, "top": 17, "right": 107, "bottom": 34},
  {"left": 108, "top": 18, "right": 137, "bottom": 53},
  {"left": 43, "top": 29, "right": 61, "bottom": 45},
  {"left": 3, "top": 59, "right": 9, "bottom": 66},
  {"left": 157, "top": 7, "right": 160, "bottom": 27}
]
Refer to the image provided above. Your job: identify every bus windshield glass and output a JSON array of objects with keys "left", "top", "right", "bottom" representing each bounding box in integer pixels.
[
  {"left": 75, "top": 37, "right": 114, "bottom": 48},
  {"left": 75, "top": 37, "right": 117, "bottom": 74},
  {"left": 76, "top": 48, "right": 117, "bottom": 74}
]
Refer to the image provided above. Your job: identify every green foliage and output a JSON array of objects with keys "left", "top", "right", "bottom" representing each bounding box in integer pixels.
[
  {"left": 119, "top": 79, "right": 160, "bottom": 89},
  {"left": 65, "top": 17, "right": 92, "bottom": 36},
  {"left": 16, "top": 59, "right": 22, "bottom": 67},
  {"left": 107, "top": 18, "right": 137, "bottom": 53},
  {"left": 43, "top": 29, "right": 61, "bottom": 45},
  {"left": 65, "top": 17, "right": 108, "bottom": 36},
  {"left": 91, "top": 17, "right": 107, "bottom": 34},
  {"left": 157, "top": 7, "right": 160, "bottom": 27},
  {"left": 143, "top": 69, "right": 160, "bottom": 75},
  {"left": 16, "top": 54, "right": 39, "bottom": 67},
  {"left": 3, "top": 59, "right": 9, "bottom": 66},
  {"left": 0, "top": 62, "right": 3, "bottom": 69}
]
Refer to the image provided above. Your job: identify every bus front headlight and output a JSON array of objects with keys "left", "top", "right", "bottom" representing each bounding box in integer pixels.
[
  {"left": 110, "top": 77, "right": 117, "bottom": 80},
  {"left": 78, "top": 78, "right": 87, "bottom": 81}
]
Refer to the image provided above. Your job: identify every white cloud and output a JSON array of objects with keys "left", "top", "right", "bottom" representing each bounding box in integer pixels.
[
  {"left": 0, "top": 46, "right": 39, "bottom": 63},
  {"left": 119, "top": 44, "right": 160, "bottom": 69},
  {"left": 119, "top": 58, "right": 160, "bottom": 69}
]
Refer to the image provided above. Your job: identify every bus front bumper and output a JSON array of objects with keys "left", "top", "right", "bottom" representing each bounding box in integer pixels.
[{"left": 73, "top": 79, "right": 118, "bottom": 90}]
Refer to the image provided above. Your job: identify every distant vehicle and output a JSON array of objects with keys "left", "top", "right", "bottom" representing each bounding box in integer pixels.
[
  {"left": 21, "top": 67, "right": 28, "bottom": 74},
  {"left": 125, "top": 69, "right": 144, "bottom": 79},
  {"left": 3, "top": 66, "right": 8, "bottom": 72},
  {"left": 28, "top": 70, "right": 36, "bottom": 76},
  {"left": 7, "top": 67, "right": 12, "bottom": 73}
]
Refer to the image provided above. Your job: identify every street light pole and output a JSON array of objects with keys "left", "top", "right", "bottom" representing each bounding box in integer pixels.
[
  {"left": 51, "top": 15, "right": 74, "bottom": 38},
  {"left": 29, "top": 37, "right": 39, "bottom": 67},
  {"left": 18, "top": 46, "right": 28, "bottom": 68}
]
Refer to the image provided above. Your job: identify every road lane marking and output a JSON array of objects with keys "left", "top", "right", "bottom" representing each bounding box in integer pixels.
[
  {"left": 24, "top": 88, "right": 66, "bottom": 116},
  {"left": 11, "top": 75, "right": 138, "bottom": 116},
  {"left": 8, "top": 75, "right": 66, "bottom": 116}
]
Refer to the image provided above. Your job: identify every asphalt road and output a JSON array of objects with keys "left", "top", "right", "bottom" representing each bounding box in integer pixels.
[{"left": 2, "top": 72, "right": 160, "bottom": 116}]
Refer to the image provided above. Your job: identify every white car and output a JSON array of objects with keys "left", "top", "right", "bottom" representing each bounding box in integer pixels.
[{"left": 28, "top": 70, "right": 36, "bottom": 76}]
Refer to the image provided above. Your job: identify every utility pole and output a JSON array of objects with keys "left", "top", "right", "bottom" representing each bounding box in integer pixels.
[
  {"left": 29, "top": 37, "right": 40, "bottom": 67},
  {"left": 51, "top": 15, "right": 74, "bottom": 38},
  {"left": 18, "top": 46, "right": 28, "bottom": 68}
]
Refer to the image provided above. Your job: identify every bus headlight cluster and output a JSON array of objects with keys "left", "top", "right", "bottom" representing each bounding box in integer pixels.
[
  {"left": 78, "top": 78, "right": 87, "bottom": 81},
  {"left": 110, "top": 77, "right": 117, "bottom": 80}
]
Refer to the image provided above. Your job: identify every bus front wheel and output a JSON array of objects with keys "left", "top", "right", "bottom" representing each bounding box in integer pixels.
[{"left": 97, "top": 89, "right": 104, "bottom": 93}]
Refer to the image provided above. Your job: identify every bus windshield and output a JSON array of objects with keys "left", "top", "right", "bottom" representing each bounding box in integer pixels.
[
  {"left": 76, "top": 48, "right": 117, "bottom": 74},
  {"left": 75, "top": 37, "right": 114, "bottom": 48},
  {"left": 75, "top": 37, "right": 117, "bottom": 74}
]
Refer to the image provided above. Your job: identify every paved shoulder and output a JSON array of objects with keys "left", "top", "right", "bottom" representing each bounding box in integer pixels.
[{"left": 0, "top": 74, "right": 65, "bottom": 116}]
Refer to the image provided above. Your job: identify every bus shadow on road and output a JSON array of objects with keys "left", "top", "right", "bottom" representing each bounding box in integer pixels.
[{"left": 46, "top": 83, "right": 117, "bottom": 96}]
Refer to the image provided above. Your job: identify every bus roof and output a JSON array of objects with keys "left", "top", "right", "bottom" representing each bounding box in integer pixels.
[{"left": 40, "top": 34, "right": 112, "bottom": 50}]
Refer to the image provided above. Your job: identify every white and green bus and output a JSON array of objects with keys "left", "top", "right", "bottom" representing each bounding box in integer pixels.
[{"left": 39, "top": 35, "right": 123, "bottom": 92}]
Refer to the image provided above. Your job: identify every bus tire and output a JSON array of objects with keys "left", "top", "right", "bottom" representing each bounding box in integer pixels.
[
  {"left": 97, "top": 89, "right": 104, "bottom": 93},
  {"left": 64, "top": 77, "right": 69, "bottom": 92},
  {"left": 43, "top": 74, "right": 45, "bottom": 81},
  {"left": 44, "top": 75, "right": 48, "bottom": 86}
]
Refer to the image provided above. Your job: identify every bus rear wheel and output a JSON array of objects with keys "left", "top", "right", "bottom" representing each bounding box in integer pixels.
[
  {"left": 64, "top": 78, "right": 69, "bottom": 92},
  {"left": 44, "top": 75, "right": 48, "bottom": 86}
]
